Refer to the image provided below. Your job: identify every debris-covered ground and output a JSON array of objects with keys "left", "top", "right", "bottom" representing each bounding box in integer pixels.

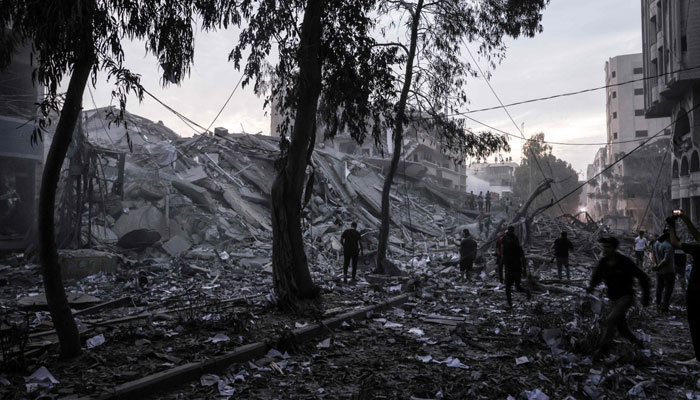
[{"left": 1, "top": 109, "right": 699, "bottom": 399}]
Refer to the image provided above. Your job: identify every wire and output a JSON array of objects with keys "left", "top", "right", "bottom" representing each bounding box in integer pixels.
[
  {"left": 460, "top": 113, "right": 670, "bottom": 146},
  {"left": 449, "top": 64, "right": 700, "bottom": 116},
  {"left": 464, "top": 41, "right": 566, "bottom": 214},
  {"left": 546, "top": 102, "right": 700, "bottom": 214}
]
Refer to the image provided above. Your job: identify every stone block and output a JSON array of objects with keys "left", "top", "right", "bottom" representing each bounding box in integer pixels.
[
  {"left": 58, "top": 249, "right": 118, "bottom": 280},
  {"left": 162, "top": 235, "right": 192, "bottom": 257}
]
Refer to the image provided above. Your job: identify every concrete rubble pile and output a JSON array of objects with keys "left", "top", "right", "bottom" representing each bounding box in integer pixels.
[{"left": 60, "top": 107, "right": 482, "bottom": 280}]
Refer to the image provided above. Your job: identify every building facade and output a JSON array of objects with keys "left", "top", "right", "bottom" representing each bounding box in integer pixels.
[
  {"left": 642, "top": 0, "right": 700, "bottom": 220},
  {"left": 586, "top": 53, "right": 671, "bottom": 230}
]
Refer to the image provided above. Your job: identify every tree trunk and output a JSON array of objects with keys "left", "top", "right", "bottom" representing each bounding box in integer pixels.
[
  {"left": 376, "top": 0, "right": 424, "bottom": 273},
  {"left": 271, "top": 0, "right": 324, "bottom": 306},
  {"left": 39, "top": 51, "right": 93, "bottom": 358}
]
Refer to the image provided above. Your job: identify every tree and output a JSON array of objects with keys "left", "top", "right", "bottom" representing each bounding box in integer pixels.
[
  {"left": 514, "top": 133, "right": 582, "bottom": 216},
  {"left": 374, "top": 0, "right": 550, "bottom": 272},
  {"left": 0, "top": 0, "right": 232, "bottom": 358},
  {"left": 231, "top": 0, "right": 400, "bottom": 306}
]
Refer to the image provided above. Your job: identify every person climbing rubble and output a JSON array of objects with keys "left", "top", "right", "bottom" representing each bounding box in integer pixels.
[
  {"left": 501, "top": 226, "right": 530, "bottom": 308},
  {"left": 459, "top": 229, "right": 477, "bottom": 281},
  {"left": 634, "top": 231, "right": 649, "bottom": 269},
  {"left": 340, "top": 222, "right": 363, "bottom": 283},
  {"left": 587, "top": 236, "right": 650, "bottom": 359},
  {"left": 667, "top": 211, "right": 700, "bottom": 365},
  {"left": 552, "top": 231, "right": 574, "bottom": 281},
  {"left": 651, "top": 230, "right": 674, "bottom": 312}
]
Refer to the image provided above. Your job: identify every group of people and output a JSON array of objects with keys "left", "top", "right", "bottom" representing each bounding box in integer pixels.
[
  {"left": 469, "top": 191, "right": 492, "bottom": 212},
  {"left": 341, "top": 210, "right": 700, "bottom": 364}
]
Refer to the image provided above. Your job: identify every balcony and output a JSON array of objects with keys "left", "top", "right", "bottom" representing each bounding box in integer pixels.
[{"left": 680, "top": 175, "right": 690, "bottom": 198}]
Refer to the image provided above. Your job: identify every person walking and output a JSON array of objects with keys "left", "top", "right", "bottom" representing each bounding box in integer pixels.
[
  {"left": 675, "top": 247, "right": 688, "bottom": 293},
  {"left": 668, "top": 212, "right": 700, "bottom": 365},
  {"left": 459, "top": 229, "right": 477, "bottom": 281},
  {"left": 477, "top": 192, "right": 484, "bottom": 212},
  {"left": 485, "top": 191, "right": 492, "bottom": 212},
  {"left": 504, "top": 197, "right": 512, "bottom": 215},
  {"left": 483, "top": 215, "right": 492, "bottom": 238},
  {"left": 340, "top": 222, "right": 363, "bottom": 283},
  {"left": 552, "top": 231, "right": 574, "bottom": 280},
  {"left": 587, "top": 236, "right": 650, "bottom": 359},
  {"left": 634, "top": 231, "right": 649, "bottom": 269},
  {"left": 501, "top": 226, "right": 531, "bottom": 308},
  {"left": 469, "top": 191, "right": 476, "bottom": 210},
  {"left": 652, "top": 231, "right": 675, "bottom": 312}
]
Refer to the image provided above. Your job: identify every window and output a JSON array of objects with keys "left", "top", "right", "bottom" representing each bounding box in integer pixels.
[
  {"left": 692, "top": 151, "right": 700, "bottom": 173},
  {"left": 612, "top": 71, "right": 616, "bottom": 78},
  {"left": 635, "top": 130, "right": 648, "bottom": 137},
  {"left": 612, "top": 91, "right": 617, "bottom": 98},
  {"left": 613, "top": 132, "right": 618, "bottom": 139},
  {"left": 634, "top": 88, "right": 644, "bottom": 95},
  {"left": 633, "top": 67, "right": 643, "bottom": 75},
  {"left": 635, "top": 109, "right": 645, "bottom": 116},
  {"left": 613, "top": 112, "right": 617, "bottom": 119}
]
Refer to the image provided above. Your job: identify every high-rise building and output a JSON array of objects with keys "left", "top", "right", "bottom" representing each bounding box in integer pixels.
[
  {"left": 641, "top": 0, "right": 700, "bottom": 219},
  {"left": 586, "top": 53, "right": 670, "bottom": 231}
]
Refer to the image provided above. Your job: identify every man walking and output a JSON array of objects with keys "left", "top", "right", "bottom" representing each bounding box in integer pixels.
[
  {"left": 634, "top": 231, "right": 649, "bottom": 269},
  {"left": 469, "top": 191, "right": 476, "bottom": 210},
  {"left": 485, "top": 191, "right": 492, "bottom": 212},
  {"left": 587, "top": 236, "right": 650, "bottom": 359},
  {"left": 668, "top": 212, "right": 700, "bottom": 364},
  {"left": 652, "top": 231, "right": 675, "bottom": 312},
  {"left": 477, "top": 192, "right": 484, "bottom": 212},
  {"left": 552, "top": 231, "right": 574, "bottom": 280},
  {"left": 502, "top": 226, "right": 531, "bottom": 308},
  {"left": 340, "top": 222, "right": 363, "bottom": 283},
  {"left": 459, "top": 229, "right": 477, "bottom": 281}
]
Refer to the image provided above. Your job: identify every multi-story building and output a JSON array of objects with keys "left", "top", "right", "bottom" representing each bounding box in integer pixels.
[
  {"left": 642, "top": 0, "right": 700, "bottom": 220},
  {"left": 0, "top": 42, "right": 45, "bottom": 249},
  {"left": 465, "top": 160, "right": 518, "bottom": 197},
  {"left": 586, "top": 53, "right": 671, "bottom": 230}
]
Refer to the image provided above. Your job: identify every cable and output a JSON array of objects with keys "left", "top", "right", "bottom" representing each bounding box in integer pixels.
[
  {"left": 545, "top": 102, "right": 700, "bottom": 214},
  {"left": 448, "top": 64, "right": 700, "bottom": 116},
  {"left": 464, "top": 41, "right": 566, "bottom": 214}
]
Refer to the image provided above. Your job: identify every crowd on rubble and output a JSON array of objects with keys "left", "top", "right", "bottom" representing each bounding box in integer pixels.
[{"left": 337, "top": 205, "right": 700, "bottom": 365}]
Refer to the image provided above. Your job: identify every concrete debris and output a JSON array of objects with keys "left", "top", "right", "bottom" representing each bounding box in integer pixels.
[
  {"left": 58, "top": 249, "right": 118, "bottom": 280},
  {"left": 161, "top": 235, "right": 192, "bottom": 257}
]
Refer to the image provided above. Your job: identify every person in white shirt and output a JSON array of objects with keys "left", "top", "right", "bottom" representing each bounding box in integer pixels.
[{"left": 634, "top": 231, "right": 649, "bottom": 269}]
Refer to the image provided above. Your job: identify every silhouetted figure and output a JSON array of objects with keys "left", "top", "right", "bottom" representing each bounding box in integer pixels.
[
  {"left": 485, "top": 191, "right": 492, "bottom": 212},
  {"left": 652, "top": 231, "right": 674, "bottom": 312},
  {"left": 587, "top": 236, "right": 649, "bottom": 359},
  {"left": 459, "top": 229, "right": 477, "bottom": 281},
  {"left": 552, "top": 231, "right": 574, "bottom": 280},
  {"left": 634, "top": 231, "right": 649, "bottom": 269},
  {"left": 341, "top": 222, "right": 363, "bottom": 283},
  {"left": 501, "top": 226, "right": 530, "bottom": 308}
]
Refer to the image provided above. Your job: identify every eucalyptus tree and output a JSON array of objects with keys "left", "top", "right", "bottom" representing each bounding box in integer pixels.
[
  {"left": 374, "top": 0, "right": 550, "bottom": 272},
  {"left": 0, "top": 0, "right": 235, "bottom": 358}
]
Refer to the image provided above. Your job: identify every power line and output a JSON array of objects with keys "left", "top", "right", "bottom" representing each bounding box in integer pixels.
[
  {"left": 545, "top": 102, "right": 700, "bottom": 214},
  {"left": 461, "top": 113, "right": 670, "bottom": 146},
  {"left": 464, "top": 41, "right": 566, "bottom": 214},
  {"left": 449, "top": 64, "right": 700, "bottom": 116}
]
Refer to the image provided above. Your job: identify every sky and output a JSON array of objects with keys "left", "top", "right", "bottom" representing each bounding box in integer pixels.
[{"left": 85, "top": 0, "right": 645, "bottom": 178}]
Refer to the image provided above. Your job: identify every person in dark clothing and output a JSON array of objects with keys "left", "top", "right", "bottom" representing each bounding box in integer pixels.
[
  {"left": 485, "top": 191, "right": 492, "bottom": 212},
  {"left": 675, "top": 248, "right": 688, "bottom": 293},
  {"left": 668, "top": 212, "right": 700, "bottom": 364},
  {"left": 496, "top": 234, "right": 505, "bottom": 283},
  {"left": 587, "top": 236, "right": 650, "bottom": 358},
  {"left": 552, "top": 231, "right": 574, "bottom": 280},
  {"left": 477, "top": 192, "right": 483, "bottom": 211},
  {"left": 502, "top": 226, "right": 531, "bottom": 307},
  {"left": 652, "top": 231, "right": 675, "bottom": 312},
  {"left": 340, "top": 222, "right": 363, "bottom": 283},
  {"left": 459, "top": 229, "right": 477, "bottom": 281},
  {"left": 469, "top": 191, "right": 476, "bottom": 210}
]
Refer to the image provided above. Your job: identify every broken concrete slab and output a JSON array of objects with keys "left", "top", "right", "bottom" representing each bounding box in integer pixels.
[
  {"left": 240, "top": 257, "right": 270, "bottom": 270},
  {"left": 58, "top": 249, "right": 118, "bottom": 280},
  {"left": 185, "top": 248, "right": 217, "bottom": 260},
  {"left": 172, "top": 179, "right": 215, "bottom": 213},
  {"left": 222, "top": 187, "right": 272, "bottom": 231},
  {"left": 18, "top": 292, "right": 102, "bottom": 310},
  {"left": 161, "top": 235, "right": 192, "bottom": 257},
  {"left": 177, "top": 165, "right": 207, "bottom": 182},
  {"left": 113, "top": 205, "right": 169, "bottom": 238}
]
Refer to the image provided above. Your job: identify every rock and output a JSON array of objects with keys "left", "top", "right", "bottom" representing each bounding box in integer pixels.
[
  {"left": 58, "top": 249, "right": 118, "bottom": 280},
  {"left": 240, "top": 257, "right": 270, "bottom": 270},
  {"left": 185, "top": 247, "right": 217, "bottom": 260},
  {"left": 161, "top": 235, "right": 192, "bottom": 257},
  {"left": 113, "top": 205, "right": 169, "bottom": 238},
  {"left": 117, "top": 229, "right": 161, "bottom": 249}
]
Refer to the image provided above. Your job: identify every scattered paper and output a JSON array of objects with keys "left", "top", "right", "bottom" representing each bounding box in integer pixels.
[{"left": 86, "top": 333, "right": 106, "bottom": 349}]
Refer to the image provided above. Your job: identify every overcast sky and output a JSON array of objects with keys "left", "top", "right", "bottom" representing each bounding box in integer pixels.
[{"left": 85, "top": 0, "right": 644, "bottom": 178}]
